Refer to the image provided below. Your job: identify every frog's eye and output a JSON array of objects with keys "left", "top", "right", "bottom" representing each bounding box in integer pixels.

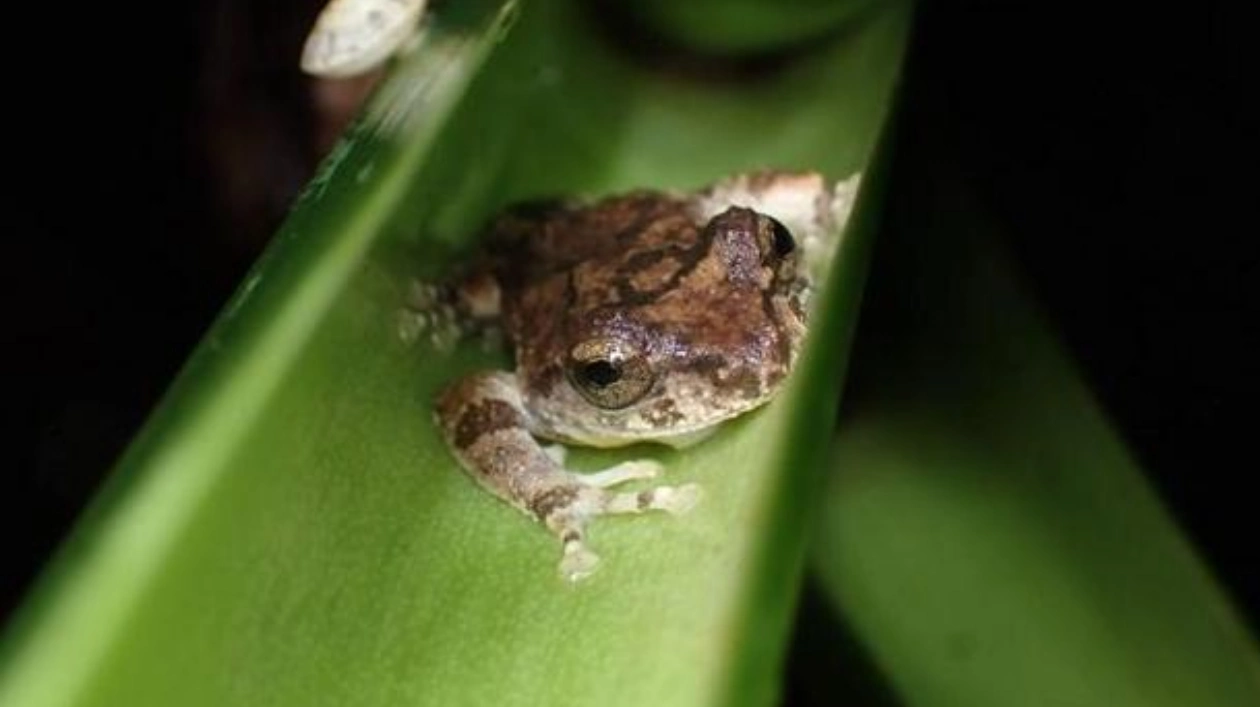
[
  {"left": 578, "top": 360, "right": 622, "bottom": 387},
  {"left": 567, "top": 340, "right": 655, "bottom": 409},
  {"left": 769, "top": 217, "right": 796, "bottom": 258}
]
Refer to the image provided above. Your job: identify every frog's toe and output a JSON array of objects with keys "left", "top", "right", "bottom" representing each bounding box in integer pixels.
[
  {"left": 579, "top": 459, "right": 663, "bottom": 488},
  {"left": 600, "top": 482, "right": 702, "bottom": 515},
  {"left": 654, "top": 483, "right": 702, "bottom": 515},
  {"left": 405, "top": 279, "right": 441, "bottom": 309},
  {"left": 559, "top": 542, "right": 600, "bottom": 583},
  {"left": 396, "top": 309, "right": 428, "bottom": 344}
]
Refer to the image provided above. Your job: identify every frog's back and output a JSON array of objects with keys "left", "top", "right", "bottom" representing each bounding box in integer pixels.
[
  {"left": 490, "top": 193, "right": 697, "bottom": 279},
  {"left": 490, "top": 193, "right": 704, "bottom": 339}
]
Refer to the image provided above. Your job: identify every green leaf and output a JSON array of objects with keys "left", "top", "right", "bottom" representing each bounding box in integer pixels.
[
  {"left": 812, "top": 170, "right": 1260, "bottom": 706},
  {"left": 0, "top": 1, "right": 912, "bottom": 706}
]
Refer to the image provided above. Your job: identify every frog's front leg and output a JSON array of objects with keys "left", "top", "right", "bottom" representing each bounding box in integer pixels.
[{"left": 435, "top": 372, "right": 700, "bottom": 582}]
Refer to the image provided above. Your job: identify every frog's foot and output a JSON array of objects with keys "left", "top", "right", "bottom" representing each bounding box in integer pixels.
[
  {"left": 577, "top": 459, "right": 663, "bottom": 488},
  {"left": 546, "top": 446, "right": 661, "bottom": 487},
  {"left": 601, "top": 482, "right": 701, "bottom": 515},
  {"left": 436, "top": 372, "right": 697, "bottom": 583},
  {"left": 544, "top": 480, "right": 700, "bottom": 582},
  {"left": 398, "top": 280, "right": 463, "bottom": 350},
  {"left": 558, "top": 530, "right": 601, "bottom": 582},
  {"left": 399, "top": 274, "right": 502, "bottom": 350}
]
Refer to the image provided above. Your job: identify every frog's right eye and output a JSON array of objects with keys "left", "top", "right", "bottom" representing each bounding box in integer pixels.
[
  {"left": 769, "top": 218, "right": 796, "bottom": 258},
  {"left": 567, "top": 339, "right": 655, "bottom": 409}
]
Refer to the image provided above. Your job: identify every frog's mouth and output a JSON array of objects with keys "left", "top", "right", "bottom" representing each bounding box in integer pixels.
[{"left": 529, "top": 370, "right": 778, "bottom": 451}]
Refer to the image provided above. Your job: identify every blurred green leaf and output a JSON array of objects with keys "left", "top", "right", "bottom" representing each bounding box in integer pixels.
[
  {"left": 812, "top": 167, "right": 1260, "bottom": 706},
  {"left": 0, "top": 1, "right": 911, "bottom": 706}
]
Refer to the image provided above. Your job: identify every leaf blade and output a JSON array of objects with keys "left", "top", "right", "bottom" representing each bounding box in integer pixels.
[
  {"left": 0, "top": 2, "right": 913, "bottom": 706},
  {"left": 813, "top": 169, "right": 1260, "bottom": 707}
]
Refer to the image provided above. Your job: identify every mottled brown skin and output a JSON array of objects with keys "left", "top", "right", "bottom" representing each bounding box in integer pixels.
[
  {"left": 487, "top": 192, "right": 806, "bottom": 444},
  {"left": 431, "top": 172, "right": 838, "bottom": 581}
]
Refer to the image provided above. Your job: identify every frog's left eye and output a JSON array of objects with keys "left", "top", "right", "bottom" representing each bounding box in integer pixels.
[{"left": 567, "top": 340, "right": 655, "bottom": 409}]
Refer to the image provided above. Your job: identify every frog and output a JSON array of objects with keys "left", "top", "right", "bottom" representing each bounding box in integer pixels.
[{"left": 427, "top": 170, "right": 860, "bottom": 581}]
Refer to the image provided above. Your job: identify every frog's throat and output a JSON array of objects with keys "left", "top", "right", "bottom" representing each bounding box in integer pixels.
[{"left": 531, "top": 400, "right": 771, "bottom": 450}]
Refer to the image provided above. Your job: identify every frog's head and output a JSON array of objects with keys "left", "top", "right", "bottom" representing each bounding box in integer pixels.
[{"left": 523, "top": 206, "right": 809, "bottom": 448}]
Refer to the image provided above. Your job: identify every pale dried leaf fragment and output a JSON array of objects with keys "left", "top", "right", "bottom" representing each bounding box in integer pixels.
[{"left": 301, "top": 0, "right": 428, "bottom": 78}]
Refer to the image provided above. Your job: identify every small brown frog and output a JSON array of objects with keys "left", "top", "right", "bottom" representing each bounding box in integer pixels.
[{"left": 426, "top": 171, "right": 859, "bottom": 581}]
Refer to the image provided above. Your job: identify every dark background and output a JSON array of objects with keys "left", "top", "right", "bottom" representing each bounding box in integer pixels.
[{"left": 7, "top": 0, "right": 1256, "bottom": 649}]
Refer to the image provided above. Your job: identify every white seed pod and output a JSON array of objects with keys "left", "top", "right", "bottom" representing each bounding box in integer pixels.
[{"left": 301, "top": 0, "right": 428, "bottom": 78}]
